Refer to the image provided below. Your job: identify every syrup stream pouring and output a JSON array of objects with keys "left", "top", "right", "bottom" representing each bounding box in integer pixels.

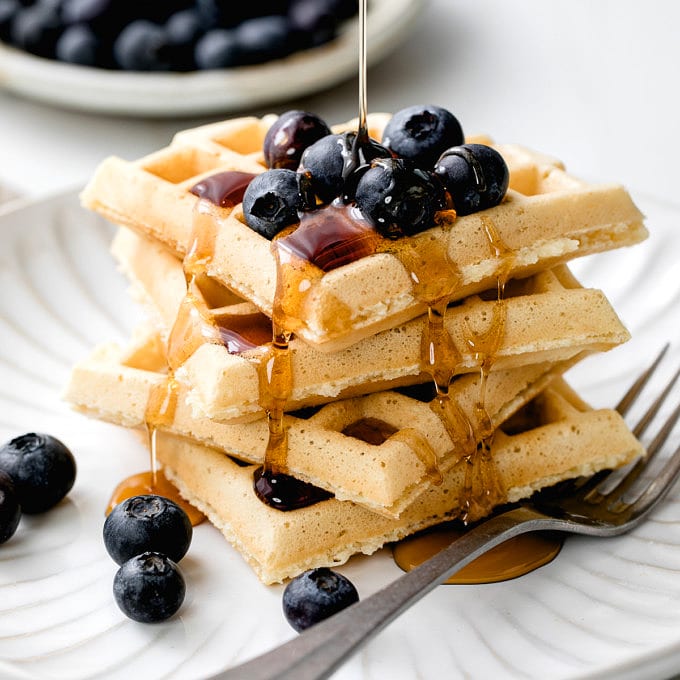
[{"left": 210, "top": 344, "right": 680, "bottom": 680}]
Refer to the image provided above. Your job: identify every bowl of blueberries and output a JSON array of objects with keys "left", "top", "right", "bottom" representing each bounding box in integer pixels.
[{"left": 0, "top": 0, "right": 424, "bottom": 116}]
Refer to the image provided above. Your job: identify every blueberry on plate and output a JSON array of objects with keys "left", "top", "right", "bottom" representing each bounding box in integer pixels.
[
  {"left": 0, "top": 433, "right": 76, "bottom": 514},
  {"left": 282, "top": 567, "right": 359, "bottom": 632},
  {"left": 382, "top": 105, "right": 464, "bottom": 169},
  {"left": 242, "top": 168, "right": 303, "bottom": 239},
  {"left": 354, "top": 157, "right": 446, "bottom": 239},
  {"left": 0, "top": 470, "right": 21, "bottom": 545},
  {"left": 264, "top": 110, "right": 331, "bottom": 170},
  {"left": 434, "top": 143, "right": 509, "bottom": 216},
  {"left": 103, "top": 494, "right": 192, "bottom": 565},
  {"left": 113, "top": 19, "right": 171, "bottom": 71},
  {"left": 113, "top": 552, "right": 185, "bottom": 623}
]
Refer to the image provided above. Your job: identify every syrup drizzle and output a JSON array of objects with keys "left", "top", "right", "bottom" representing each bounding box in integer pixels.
[
  {"left": 252, "top": 0, "right": 375, "bottom": 510},
  {"left": 253, "top": 236, "right": 335, "bottom": 509},
  {"left": 108, "top": 202, "right": 228, "bottom": 524},
  {"left": 108, "top": 187, "right": 258, "bottom": 524},
  {"left": 458, "top": 217, "right": 515, "bottom": 521},
  {"left": 190, "top": 171, "right": 257, "bottom": 208},
  {"left": 393, "top": 524, "right": 563, "bottom": 584}
]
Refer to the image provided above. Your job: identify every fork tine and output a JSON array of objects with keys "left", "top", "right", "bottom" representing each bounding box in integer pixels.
[
  {"left": 627, "top": 439, "right": 680, "bottom": 521},
  {"left": 583, "top": 364, "right": 680, "bottom": 505},
  {"left": 615, "top": 343, "right": 669, "bottom": 415},
  {"left": 610, "top": 397, "right": 680, "bottom": 515},
  {"left": 632, "top": 365, "right": 680, "bottom": 438},
  {"left": 643, "top": 397, "right": 680, "bottom": 460}
]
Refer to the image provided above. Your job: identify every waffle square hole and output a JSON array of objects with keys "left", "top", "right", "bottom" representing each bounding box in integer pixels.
[
  {"left": 211, "top": 122, "right": 267, "bottom": 155},
  {"left": 143, "top": 148, "right": 224, "bottom": 184}
]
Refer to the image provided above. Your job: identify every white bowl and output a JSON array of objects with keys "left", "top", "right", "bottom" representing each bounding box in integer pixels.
[{"left": 0, "top": 0, "right": 424, "bottom": 117}]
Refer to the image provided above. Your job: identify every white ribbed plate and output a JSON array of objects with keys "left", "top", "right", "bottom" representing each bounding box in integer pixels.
[
  {"left": 0, "top": 0, "right": 423, "bottom": 117},
  {"left": 0, "top": 190, "right": 679, "bottom": 680}
]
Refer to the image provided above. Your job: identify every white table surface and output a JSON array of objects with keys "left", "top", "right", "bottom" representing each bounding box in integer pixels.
[{"left": 1, "top": 0, "right": 679, "bottom": 205}]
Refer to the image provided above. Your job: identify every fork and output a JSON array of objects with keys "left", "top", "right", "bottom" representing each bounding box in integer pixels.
[{"left": 213, "top": 345, "right": 680, "bottom": 680}]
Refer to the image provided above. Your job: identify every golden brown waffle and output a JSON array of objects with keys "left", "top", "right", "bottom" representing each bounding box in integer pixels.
[
  {"left": 82, "top": 113, "right": 646, "bottom": 353},
  {"left": 64, "top": 334, "right": 589, "bottom": 516},
  {"left": 112, "top": 227, "right": 630, "bottom": 422},
  {"left": 153, "top": 378, "right": 643, "bottom": 583}
]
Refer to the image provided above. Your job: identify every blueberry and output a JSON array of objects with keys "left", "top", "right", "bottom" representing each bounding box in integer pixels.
[
  {"left": 62, "top": 0, "right": 116, "bottom": 26},
  {"left": 194, "top": 28, "right": 241, "bottom": 69},
  {"left": 113, "top": 19, "right": 171, "bottom": 71},
  {"left": 0, "top": 470, "right": 21, "bottom": 545},
  {"left": 0, "top": 0, "right": 20, "bottom": 42},
  {"left": 196, "top": 0, "right": 288, "bottom": 30},
  {"left": 282, "top": 567, "right": 359, "bottom": 632},
  {"left": 0, "top": 433, "right": 76, "bottom": 514},
  {"left": 61, "top": 0, "right": 131, "bottom": 31},
  {"left": 298, "top": 132, "right": 390, "bottom": 205},
  {"left": 113, "top": 552, "right": 185, "bottom": 623},
  {"left": 242, "top": 169, "right": 302, "bottom": 239},
  {"left": 264, "top": 110, "right": 331, "bottom": 170},
  {"left": 354, "top": 158, "right": 446, "bottom": 238},
  {"left": 288, "top": 0, "right": 340, "bottom": 48},
  {"left": 434, "top": 144, "right": 509, "bottom": 216},
  {"left": 194, "top": 0, "right": 228, "bottom": 28},
  {"left": 234, "top": 15, "right": 292, "bottom": 65},
  {"left": 55, "top": 24, "right": 100, "bottom": 66},
  {"left": 382, "top": 105, "right": 464, "bottom": 169},
  {"left": 298, "top": 133, "right": 351, "bottom": 205},
  {"left": 164, "top": 8, "right": 203, "bottom": 71},
  {"left": 103, "top": 494, "right": 192, "bottom": 565},
  {"left": 10, "top": 1, "right": 63, "bottom": 58}
]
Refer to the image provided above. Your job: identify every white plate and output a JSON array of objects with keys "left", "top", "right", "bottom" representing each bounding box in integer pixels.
[
  {"left": 0, "top": 189, "right": 679, "bottom": 680},
  {"left": 0, "top": 0, "right": 424, "bottom": 117}
]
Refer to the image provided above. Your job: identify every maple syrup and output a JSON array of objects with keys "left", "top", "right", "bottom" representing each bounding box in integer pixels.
[
  {"left": 253, "top": 467, "right": 332, "bottom": 511},
  {"left": 253, "top": 0, "right": 381, "bottom": 511},
  {"left": 106, "top": 469, "right": 205, "bottom": 526},
  {"left": 212, "top": 308, "right": 273, "bottom": 353},
  {"left": 279, "top": 202, "right": 379, "bottom": 272},
  {"left": 342, "top": 417, "right": 398, "bottom": 445},
  {"left": 190, "top": 171, "right": 257, "bottom": 208},
  {"left": 109, "top": 199, "right": 229, "bottom": 522},
  {"left": 393, "top": 523, "right": 563, "bottom": 584}
]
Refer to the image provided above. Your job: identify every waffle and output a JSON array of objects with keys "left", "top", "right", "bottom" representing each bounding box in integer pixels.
[
  {"left": 112, "top": 227, "right": 630, "bottom": 422},
  {"left": 72, "top": 109, "right": 646, "bottom": 586},
  {"left": 81, "top": 114, "right": 647, "bottom": 353},
  {"left": 64, "top": 336, "right": 585, "bottom": 516},
  {"left": 153, "top": 378, "right": 643, "bottom": 583}
]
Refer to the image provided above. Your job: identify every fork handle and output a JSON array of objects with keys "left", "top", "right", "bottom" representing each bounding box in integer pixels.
[{"left": 211, "top": 506, "right": 549, "bottom": 680}]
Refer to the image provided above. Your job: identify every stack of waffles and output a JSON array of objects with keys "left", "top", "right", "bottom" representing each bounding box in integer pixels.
[{"left": 65, "top": 113, "right": 647, "bottom": 584}]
